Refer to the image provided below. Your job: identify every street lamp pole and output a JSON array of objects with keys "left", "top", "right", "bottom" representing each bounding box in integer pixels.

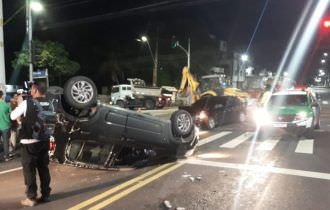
[
  {"left": 153, "top": 37, "right": 158, "bottom": 87},
  {"left": 26, "top": 0, "right": 33, "bottom": 82},
  {"left": 140, "top": 35, "right": 159, "bottom": 87},
  {"left": 0, "top": 0, "right": 6, "bottom": 87},
  {"left": 175, "top": 38, "right": 190, "bottom": 69}
]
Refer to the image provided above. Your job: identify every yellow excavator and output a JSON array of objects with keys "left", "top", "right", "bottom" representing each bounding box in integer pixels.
[{"left": 178, "top": 66, "right": 249, "bottom": 105}]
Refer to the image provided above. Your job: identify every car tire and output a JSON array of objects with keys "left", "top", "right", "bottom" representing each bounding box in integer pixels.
[
  {"left": 145, "top": 99, "right": 155, "bottom": 110},
  {"left": 171, "top": 110, "right": 194, "bottom": 137},
  {"left": 63, "top": 76, "right": 98, "bottom": 109},
  {"left": 116, "top": 100, "right": 125, "bottom": 108},
  {"left": 206, "top": 117, "right": 216, "bottom": 130}
]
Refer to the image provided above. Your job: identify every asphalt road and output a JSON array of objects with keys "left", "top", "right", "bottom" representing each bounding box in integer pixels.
[{"left": 1, "top": 89, "right": 330, "bottom": 210}]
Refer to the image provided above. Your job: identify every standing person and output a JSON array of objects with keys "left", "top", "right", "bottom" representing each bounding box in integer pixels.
[
  {"left": 10, "top": 82, "right": 52, "bottom": 207},
  {"left": 9, "top": 93, "right": 19, "bottom": 156},
  {"left": 0, "top": 90, "right": 11, "bottom": 161}
]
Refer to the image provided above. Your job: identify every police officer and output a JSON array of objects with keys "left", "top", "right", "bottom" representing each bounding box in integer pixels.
[{"left": 10, "top": 81, "right": 51, "bottom": 207}]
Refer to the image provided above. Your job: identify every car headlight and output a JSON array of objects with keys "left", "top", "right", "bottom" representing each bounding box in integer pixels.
[
  {"left": 198, "top": 111, "right": 208, "bottom": 120},
  {"left": 294, "top": 111, "right": 308, "bottom": 120},
  {"left": 253, "top": 108, "right": 271, "bottom": 125}
]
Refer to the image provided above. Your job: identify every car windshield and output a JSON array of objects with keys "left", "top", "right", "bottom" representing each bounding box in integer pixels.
[
  {"left": 269, "top": 94, "right": 308, "bottom": 106},
  {"left": 111, "top": 87, "right": 119, "bottom": 93}
]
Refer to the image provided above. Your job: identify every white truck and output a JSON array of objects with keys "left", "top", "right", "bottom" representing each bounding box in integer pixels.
[{"left": 110, "top": 78, "right": 175, "bottom": 109}]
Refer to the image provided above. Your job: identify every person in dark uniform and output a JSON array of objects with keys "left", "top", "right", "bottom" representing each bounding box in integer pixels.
[{"left": 10, "top": 81, "right": 52, "bottom": 207}]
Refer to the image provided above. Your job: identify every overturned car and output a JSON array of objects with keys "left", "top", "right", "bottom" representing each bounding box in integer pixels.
[{"left": 49, "top": 76, "right": 198, "bottom": 169}]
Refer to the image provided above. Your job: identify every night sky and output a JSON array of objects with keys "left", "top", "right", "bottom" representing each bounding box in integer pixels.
[{"left": 3, "top": 0, "right": 322, "bottom": 87}]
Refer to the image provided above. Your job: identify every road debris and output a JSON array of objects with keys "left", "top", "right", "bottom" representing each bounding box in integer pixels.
[
  {"left": 176, "top": 207, "right": 186, "bottom": 210},
  {"left": 163, "top": 200, "right": 172, "bottom": 209},
  {"left": 182, "top": 172, "right": 202, "bottom": 182}
]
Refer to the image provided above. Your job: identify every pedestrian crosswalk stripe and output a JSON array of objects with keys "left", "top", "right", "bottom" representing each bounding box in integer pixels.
[
  {"left": 295, "top": 139, "right": 314, "bottom": 154},
  {"left": 220, "top": 132, "right": 254, "bottom": 148},
  {"left": 257, "top": 139, "right": 280, "bottom": 151},
  {"left": 197, "top": 131, "right": 232, "bottom": 146}
]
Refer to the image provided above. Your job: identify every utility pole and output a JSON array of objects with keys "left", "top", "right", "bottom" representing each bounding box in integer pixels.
[
  {"left": 152, "top": 29, "right": 159, "bottom": 87},
  {"left": 26, "top": 0, "right": 33, "bottom": 82},
  {"left": 0, "top": 0, "right": 6, "bottom": 88},
  {"left": 187, "top": 38, "right": 190, "bottom": 69}
]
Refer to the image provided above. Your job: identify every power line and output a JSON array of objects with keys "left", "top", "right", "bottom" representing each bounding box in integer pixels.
[
  {"left": 3, "top": 5, "right": 25, "bottom": 26},
  {"left": 47, "top": 0, "right": 94, "bottom": 10},
  {"left": 41, "top": 0, "right": 225, "bottom": 30},
  {"left": 245, "top": 0, "right": 271, "bottom": 53}
]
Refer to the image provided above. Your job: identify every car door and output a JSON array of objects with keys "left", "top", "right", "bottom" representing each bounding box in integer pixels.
[
  {"left": 224, "top": 96, "right": 235, "bottom": 123},
  {"left": 212, "top": 97, "right": 226, "bottom": 124}
]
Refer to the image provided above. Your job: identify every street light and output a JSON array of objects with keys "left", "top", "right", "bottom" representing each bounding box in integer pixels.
[
  {"left": 138, "top": 35, "right": 158, "bottom": 87},
  {"left": 171, "top": 38, "right": 191, "bottom": 69},
  {"left": 241, "top": 54, "right": 249, "bottom": 62},
  {"left": 26, "top": 0, "right": 44, "bottom": 81}
]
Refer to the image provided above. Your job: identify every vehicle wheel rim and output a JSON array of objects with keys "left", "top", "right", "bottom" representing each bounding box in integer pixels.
[
  {"left": 177, "top": 113, "right": 191, "bottom": 133},
  {"left": 208, "top": 117, "right": 215, "bottom": 129},
  {"left": 71, "top": 81, "right": 94, "bottom": 104}
]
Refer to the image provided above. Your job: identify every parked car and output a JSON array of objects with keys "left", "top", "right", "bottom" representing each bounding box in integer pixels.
[
  {"left": 253, "top": 88, "right": 321, "bottom": 137},
  {"left": 47, "top": 76, "right": 198, "bottom": 168},
  {"left": 180, "top": 96, "right": 247, "bottom": 130}
]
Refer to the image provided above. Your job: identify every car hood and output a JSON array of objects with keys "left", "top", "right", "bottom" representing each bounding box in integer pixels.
[{"left": 267, "top": 105, "right": 312, "bottom": 116}]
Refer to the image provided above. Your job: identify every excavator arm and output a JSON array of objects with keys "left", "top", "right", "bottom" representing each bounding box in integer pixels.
[{"left": 178, "top": 66, "right": 200, "bottom": 104}]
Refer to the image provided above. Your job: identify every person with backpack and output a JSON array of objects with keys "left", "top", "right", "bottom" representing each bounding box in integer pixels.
[{"left": 10, "top": 81, "right": 52, "bottom": 207}]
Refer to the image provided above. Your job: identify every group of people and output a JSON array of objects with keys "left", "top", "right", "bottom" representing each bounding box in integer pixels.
[
  {"left": 0, "top": 91, "right": 19, "bottom": 161},
  {"left": 1, "top": 81, "right": 52, "bottom": 207}
]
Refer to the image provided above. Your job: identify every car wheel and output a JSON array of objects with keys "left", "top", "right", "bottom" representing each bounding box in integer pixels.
[
  {"left": 145, "top": 99, "right": 155, "bottom": 109},
  {"left": 171, "top": 110, "right": 194, "bottom": 137},
  {"left": 206, "top": 117, "right": 216, "bottom": 130},
  {"left": 63, "top": 76, "right": 97, "bottom": 109},
  {"left": 116, "top": 100, "right": 125, "bottom": 108}
]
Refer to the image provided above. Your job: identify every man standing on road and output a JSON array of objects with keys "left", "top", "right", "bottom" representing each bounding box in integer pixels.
[
  {"left": 0, "top": 90, "right": 11, "bottom": 161},
  {"left": 10, "top": 82, "right": 52, "bottom": 207}
]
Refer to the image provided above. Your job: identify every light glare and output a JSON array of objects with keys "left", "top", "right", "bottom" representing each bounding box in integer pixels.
[
  {"left": 141, "top": 36, "right": 148, "bottom": 42},
  {"left": 30, "top": 1, "right": 44, "bottom": 12}
]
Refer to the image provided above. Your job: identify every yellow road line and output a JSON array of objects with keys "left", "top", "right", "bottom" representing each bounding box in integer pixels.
[
  {"left": 89, "top": 162, "right": 184, "bottom": 210},
  {"left": 68, "top": 163, "right": 174, "bottom": 210}
]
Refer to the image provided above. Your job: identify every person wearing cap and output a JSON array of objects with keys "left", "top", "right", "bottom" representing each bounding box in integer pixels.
[{"left": 10, "top": 81, "right": 52, "bottom": 207}]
